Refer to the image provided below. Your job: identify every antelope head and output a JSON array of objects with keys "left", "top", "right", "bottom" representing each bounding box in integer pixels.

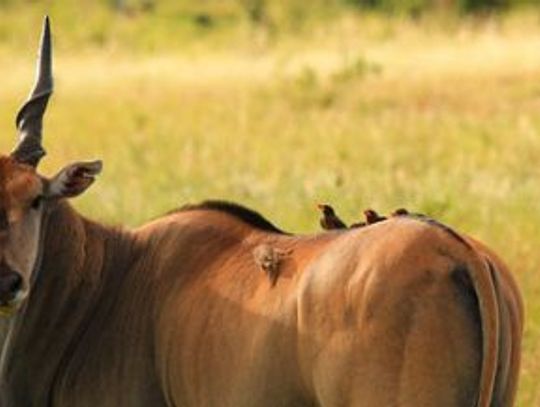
[{"left": 0, "top": 17, "right": 102, "bottom": 315}]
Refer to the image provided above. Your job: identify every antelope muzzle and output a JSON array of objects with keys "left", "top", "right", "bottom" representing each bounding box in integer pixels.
[{"left": 0, "top": 262, "right": 24, "bottom": 315}]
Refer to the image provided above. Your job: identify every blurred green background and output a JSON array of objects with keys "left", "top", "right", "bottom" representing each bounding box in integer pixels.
[{"left": 0, "top": 0, "right": 540, "bottom": 404}]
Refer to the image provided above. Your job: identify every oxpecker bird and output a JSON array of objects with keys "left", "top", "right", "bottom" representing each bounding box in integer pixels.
[
  {"left": 317, "top": 204, "right": 347, "bottom": 230},
  {"left": 364, "top": 209, "right": 387, "bottom": 225}
]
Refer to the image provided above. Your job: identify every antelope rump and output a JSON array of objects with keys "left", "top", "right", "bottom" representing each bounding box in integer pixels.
[{"left": 0, "top": 18, "right": 523, "bottom": 407}]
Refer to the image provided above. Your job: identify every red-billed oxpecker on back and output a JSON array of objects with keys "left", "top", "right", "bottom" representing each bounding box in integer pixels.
[
  {"left": 317, "top": 203, "right": 347, "bottom": 230},
  {"left": 0, "top": 18, "right": 524, "bottom": 407}
]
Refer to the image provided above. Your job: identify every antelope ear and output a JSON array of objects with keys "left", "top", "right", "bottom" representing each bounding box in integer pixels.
[{"left": 47, "top": 160, "right": 103, "bottom": 198}]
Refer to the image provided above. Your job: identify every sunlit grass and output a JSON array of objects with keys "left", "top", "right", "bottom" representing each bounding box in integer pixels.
[{"left": 1, "top": 6, "right": 540, "bottom": 404}]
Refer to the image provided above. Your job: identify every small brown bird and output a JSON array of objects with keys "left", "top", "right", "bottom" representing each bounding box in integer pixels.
[
  {"left": 364, "top": 209, "right": 387, "bottom": 225},
  {"left": 317, "top": 204, "right": 347, "bottom": 230},
  {"left": 252, "top": 244, "right": 292, "bottom": 286},
  {"left": 391, "top": 208, "right": 410, "bottom": 217}
]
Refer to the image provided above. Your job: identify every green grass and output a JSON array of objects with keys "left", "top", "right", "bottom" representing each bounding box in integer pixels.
[{"left": 1, "top": 4, "right": 540, "bottom": 405}]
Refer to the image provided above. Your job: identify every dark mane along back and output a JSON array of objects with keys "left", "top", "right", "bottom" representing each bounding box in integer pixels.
[
  {"left": 173, "top": 200, "right": 289, "bottom": 235},
  {"left": 407, "top": 213, "right": 471, "bottom": 250}
]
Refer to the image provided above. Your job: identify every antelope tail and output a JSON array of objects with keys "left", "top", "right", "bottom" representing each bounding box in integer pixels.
[{"left": 466, "top": 252, "right": 500, "bottom": 407}]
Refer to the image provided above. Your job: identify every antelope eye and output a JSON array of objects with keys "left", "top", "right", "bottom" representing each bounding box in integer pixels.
[{"left": 30, "top": 195, "right": 43, "bottom": 210}]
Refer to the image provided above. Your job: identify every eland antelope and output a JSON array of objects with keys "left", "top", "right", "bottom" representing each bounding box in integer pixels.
[{"left": 0, "top": 18, "right": 523, "bottom": 407}]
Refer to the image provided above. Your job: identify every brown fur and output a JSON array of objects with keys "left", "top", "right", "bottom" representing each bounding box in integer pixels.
[{"left": 0, "top": 197, "right": 523, "bottom": 407}]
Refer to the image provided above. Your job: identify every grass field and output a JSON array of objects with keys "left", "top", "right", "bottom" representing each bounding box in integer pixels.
[{"left": 0, "top": 4, "right": 540, "bottom": 405}]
